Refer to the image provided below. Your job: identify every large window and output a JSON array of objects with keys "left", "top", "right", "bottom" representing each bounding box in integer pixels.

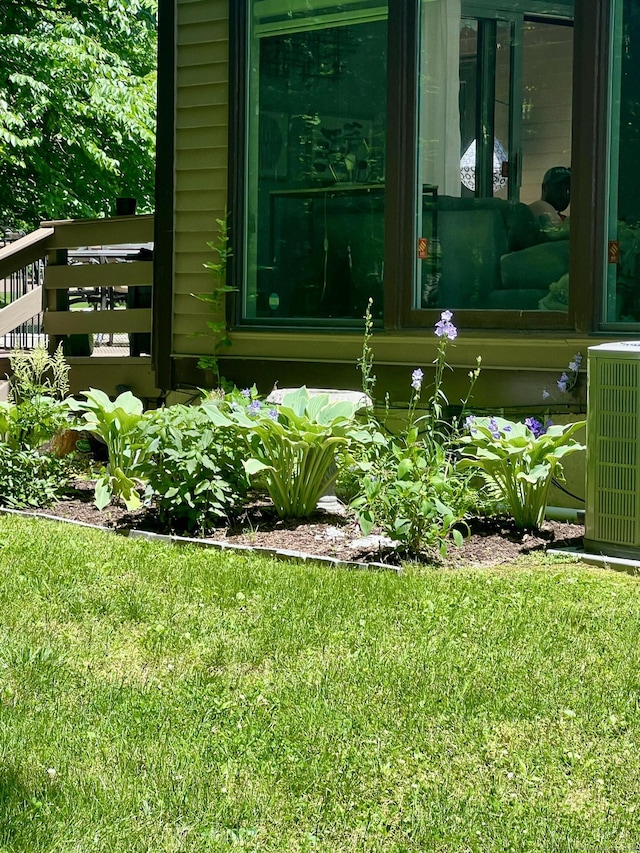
[
  {"left": 415, "top": 2, "right": 573, "bottom": 314},
  {"left": 243, "top": 0, "right": 388, "bottom": 324},
  {"left": 238, "top": 0, "right": 577, "bottom": 328},
  {"left": 604, "top": 0, "right": 640, "bottom": 328}
]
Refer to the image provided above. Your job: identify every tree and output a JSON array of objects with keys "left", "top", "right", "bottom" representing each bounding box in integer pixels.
[{"left": 0, "top": 0, "right": 157, "bottom": 230}]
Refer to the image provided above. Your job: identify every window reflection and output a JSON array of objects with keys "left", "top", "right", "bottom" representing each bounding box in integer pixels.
[
  {"left": 244, "top": 1, "right": 388, "bottom": 323},
  {"left": 416, "top": 2, "right": 573, "bottom": 313}
]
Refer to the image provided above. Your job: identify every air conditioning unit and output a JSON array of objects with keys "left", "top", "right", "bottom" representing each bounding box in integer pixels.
[{"left": 585, "top": 341, "right": 640, "bottom": 559}]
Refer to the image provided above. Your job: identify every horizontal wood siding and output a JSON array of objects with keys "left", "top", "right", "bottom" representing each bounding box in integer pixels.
[{"left": 174, "top": 0, "right": 229, "bottom": 356}]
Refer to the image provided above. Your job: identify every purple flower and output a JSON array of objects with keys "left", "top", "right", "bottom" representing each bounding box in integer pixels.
[
  {"left": 411, "top": 368, "right": 424, "bottom": 391},
  {"left": 464, "top": 414, "right": 476, "bottom": 430},
  {"left": 487, "top": 417, "right": 501, "bottom": 439},
  {"left": 247, "top": 400, "right": 262, "bottom": 415},
  {"left": 434, "top": 319, "right": 458, "bottom": 340},
  {"left": 557, "top": 372, "right": 569, "bottom": 393},
  {"left": 241, "top": 388, "right": 252, "bottom": 398},
  {"left": 524, "top": 416, "right": 544, "bottom": 438},
  {"left": 542, "top": 389, "right": 551, "bottom": 401},
  {"left": 440, "top": 310, "right": 453, "bottom": 322},
  {"left": 267, "top": 408, "right": 279, "bottom": 421},
  {"left": 569, "top": 353, "right": 582, "bottom": 372}
]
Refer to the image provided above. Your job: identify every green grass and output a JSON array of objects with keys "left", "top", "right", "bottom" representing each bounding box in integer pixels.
[{"left": 1, "top": 515, "right": 640, "bottom": 851}]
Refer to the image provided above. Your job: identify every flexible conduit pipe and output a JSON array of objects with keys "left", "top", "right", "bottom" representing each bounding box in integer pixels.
[{"left": 545, "top": 506, "right": 585, "bottom": 524}]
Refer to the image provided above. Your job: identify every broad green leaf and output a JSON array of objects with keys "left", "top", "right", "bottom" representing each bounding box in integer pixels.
[
  {"left": 113, "top": 391, "right": 144, "bottom": 416},
  {"left": 358, "top": 509, "right": 375, "bottom": 536},
  {"left": 243, "top": 458, "right": 272, "bottom": 477},
  {"left": 94, "top": 476, "right": 111, "bottom": 510},
  {"left": 397, "top": 458, "right": 414, "bottom": 479},
  {"left": 281, "top": 387, "right": 310, "bottom": 417}
]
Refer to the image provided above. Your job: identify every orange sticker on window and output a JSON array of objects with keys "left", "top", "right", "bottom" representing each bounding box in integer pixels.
[
  {"left": 418, "top": 237, "right": 428, "bottom": 260},
  {"left": 609, "top": 240, "right": 620, "bottom": 264}
]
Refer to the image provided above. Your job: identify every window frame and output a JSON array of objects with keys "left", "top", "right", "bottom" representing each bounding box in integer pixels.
[{"left": 228, "top": 0, "right": 611, "bottom": 335}]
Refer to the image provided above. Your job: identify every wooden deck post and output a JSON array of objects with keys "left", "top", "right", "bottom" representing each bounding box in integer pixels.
[{"left": 46, "top": 248, "right": 68, "bottom": 355}]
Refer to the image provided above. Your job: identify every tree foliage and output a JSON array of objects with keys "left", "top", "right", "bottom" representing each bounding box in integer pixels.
[{"left": 0, "top": 0, "right": 157, "bottom": 229}]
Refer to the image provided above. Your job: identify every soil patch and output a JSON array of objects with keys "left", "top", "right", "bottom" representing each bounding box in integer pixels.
[{"left": 28, "top": 480, "right": 584, "bottom": 568}]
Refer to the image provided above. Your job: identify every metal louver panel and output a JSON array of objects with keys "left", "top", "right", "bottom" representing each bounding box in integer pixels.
[{"left": 585, "top": 343, "right": 640, "bottom": 558}]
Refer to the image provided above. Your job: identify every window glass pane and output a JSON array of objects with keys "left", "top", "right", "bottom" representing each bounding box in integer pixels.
[
  {"left": 605, "top": 0, "right": 640, "bottom": 325},
  {"left": 244, "top": 1, "right": 388, "bottom": 323},
  {"left": 416, "top": 1, "right": 572, "bottom": 314}
]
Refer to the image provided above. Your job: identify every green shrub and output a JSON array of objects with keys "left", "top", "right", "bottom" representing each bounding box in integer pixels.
[
  {"left": 3, "top": 343, "right": 71, "bottom": 449},
  {"left": 349, "top": 309, "right": 480, "bottom": 557},
  {"left": 0, "top": 445, "right": 69, "bottom": 507},
  {"left": 140, "top": 404, "right": 249, "bottom": 532}
]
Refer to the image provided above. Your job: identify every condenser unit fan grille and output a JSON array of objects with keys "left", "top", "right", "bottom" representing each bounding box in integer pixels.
[{"left": 586, "top": 352, "right": 640, "bottom": 555}]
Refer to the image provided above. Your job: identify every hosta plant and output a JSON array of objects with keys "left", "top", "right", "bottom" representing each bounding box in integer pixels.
[
  {"left": 204, "top": 386, "right": 360, "bottom": 518},
  {"left": 458, "top": 416, "right": 585, "bottom": 529},
  {"left": 68, "top": 389, "right": 150, "bottom": 510}
]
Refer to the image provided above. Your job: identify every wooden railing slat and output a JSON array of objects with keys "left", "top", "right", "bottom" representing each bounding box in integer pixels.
[
  {"left": 0, "top": 228, "right": 53, "bottom": 279},
  {"left": 0, "top": 287, "right": 43, "bottom": 338},
  {"left": 42, "top": 215, "right": 154, "bottom": 249},
  {"left": 43, "top": 308, "right": 151, "bottom": 336},
  {"left": 44, "top": 261, "right": 153, "bottom": 290}
]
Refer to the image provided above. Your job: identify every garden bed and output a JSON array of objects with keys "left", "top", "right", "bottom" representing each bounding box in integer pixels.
[{"left": 30, "top": 479, "right": 585, "bottom": 568}]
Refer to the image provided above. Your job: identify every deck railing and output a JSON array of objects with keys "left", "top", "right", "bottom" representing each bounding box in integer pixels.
[
  {"left": 42, "top": 214, "right": 154, "bottom": 355},
  {"left": 0, "top": 214, "right": 154, "bottom": 356},
  {"left": 0, "top": 228, "right": 51, "bottom": 349}
]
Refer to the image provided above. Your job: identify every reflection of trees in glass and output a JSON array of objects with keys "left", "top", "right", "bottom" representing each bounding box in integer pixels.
[
  {"left": 299, "top": 116, "right": 383, "bottom": 184},
  {"left": 260, "top": 28, "right": 358, "bottom": 82},
  {"left": 258, "top": 21, "right": 387, "bottom": 188},
  {"left": 253, "top": 16, "right": 387, "bottom": 320}
]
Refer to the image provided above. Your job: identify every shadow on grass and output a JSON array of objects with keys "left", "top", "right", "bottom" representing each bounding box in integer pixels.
[{"left": 0, "top": 762, "right": 64, "bottom": 849}]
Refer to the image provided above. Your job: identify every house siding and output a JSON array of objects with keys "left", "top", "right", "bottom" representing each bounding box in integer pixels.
[
  {"left": 173, "top": 0, "right": 229, "bottom": 356},
  {"left": 165, "top": 0, "right": 607, "bottom": 421}
]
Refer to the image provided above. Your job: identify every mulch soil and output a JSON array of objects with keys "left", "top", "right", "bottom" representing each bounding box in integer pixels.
[{"left": 26, "top": 479, "right": 584, "bottom": 569}]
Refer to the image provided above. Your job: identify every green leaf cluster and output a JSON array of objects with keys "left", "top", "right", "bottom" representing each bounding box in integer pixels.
[
  {"left": 204, "top": 387, "right": 360, "bottom": 518},
  {"left": 458, "top": 417, "right": 585, "bottom": 529},
  {"left": 68, "top": 387, "right": 148, "bottom": 510},
  {"left": 0, "top": 0, "right": 157, "bottom": 228},
  {"left": 0, "top": 343, "right": 74, "bottom": 506},
  {"left": 139, "top": 404, "right": 249, "bottom": 533},
  {"left": 351, "top": 424, "right": 475, "bottom": 557},
  {"left": 0, "top": 443, "right": 68, "bottom": 507},
  {"left": 1, "top": 343, "right": 71, "bottom": 449},
  {"left": 193, "top": 214, "right": 237, "bottom": 388},
  {"left": 347, "top": 303, "right": 480, "bottom": 557}
]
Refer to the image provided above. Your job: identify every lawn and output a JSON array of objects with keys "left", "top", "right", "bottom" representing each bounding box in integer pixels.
[{"left": 1, "top": 515, "right": 640, "bottom": 852}]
